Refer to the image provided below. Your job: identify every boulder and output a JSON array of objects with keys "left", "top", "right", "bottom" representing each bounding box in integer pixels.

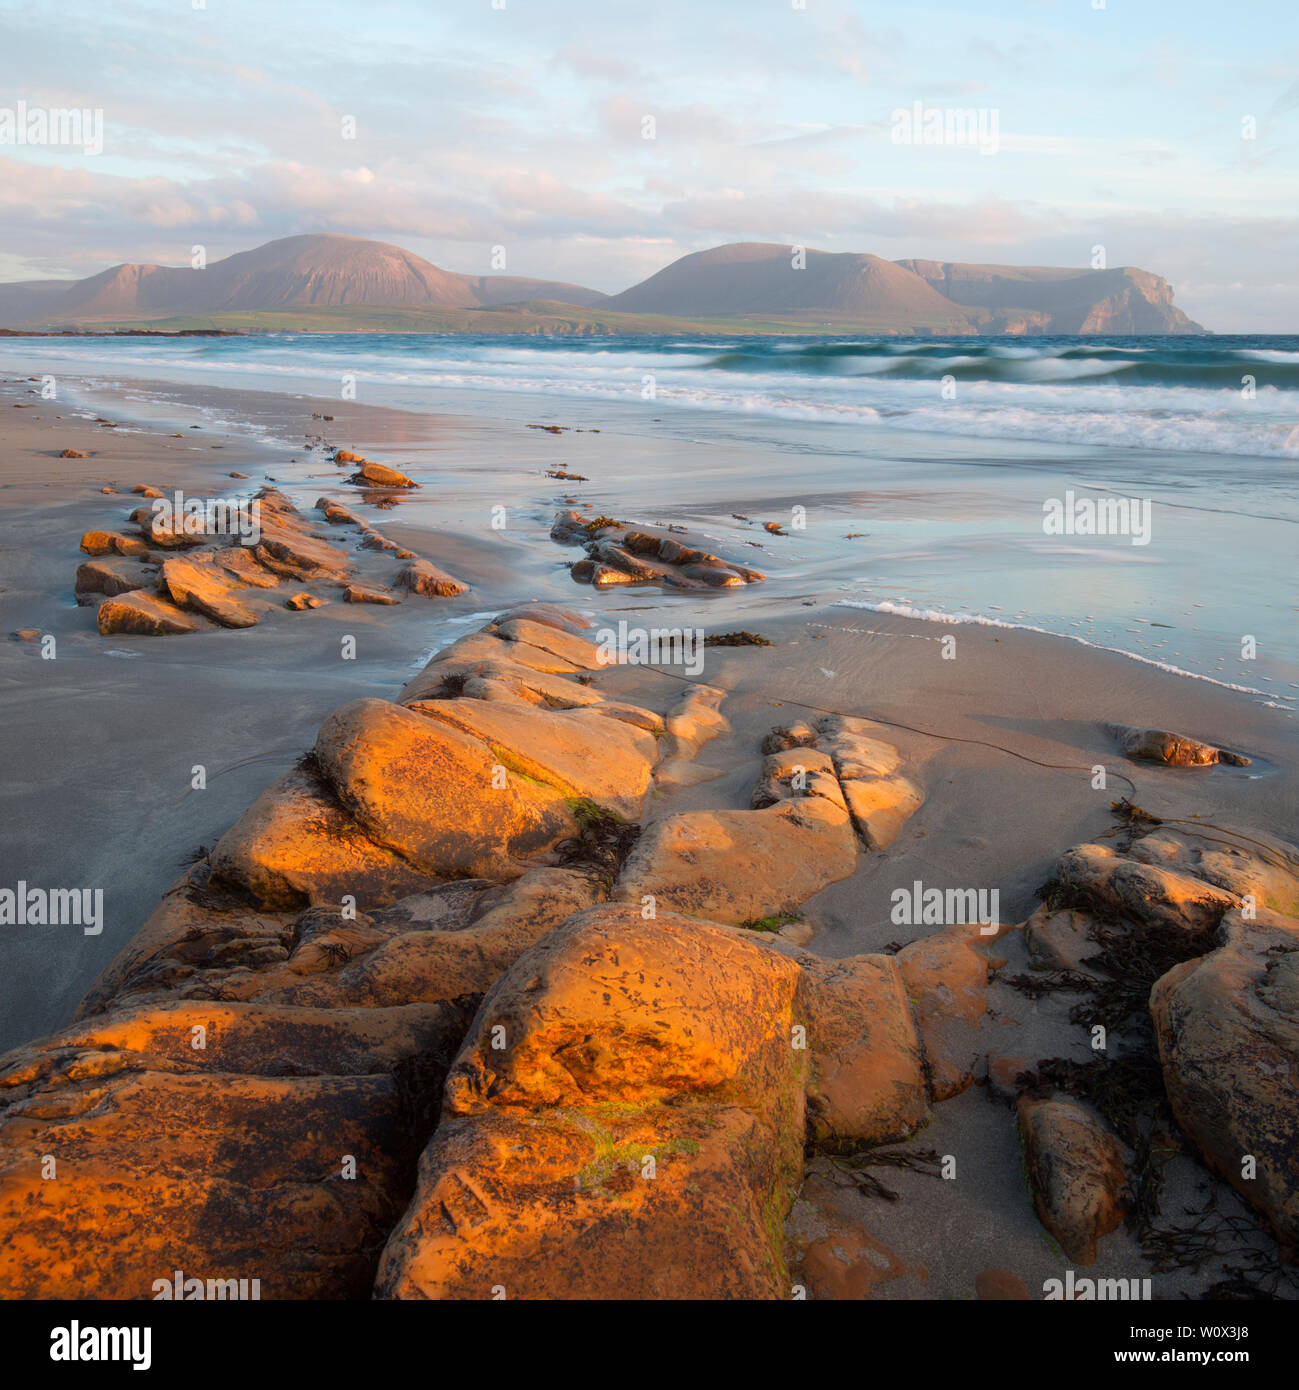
[
  {"left": 1106, "top": 722, "right": 1250, "bottom": 767},
  {"left": 375, "top": 908, "right": 809, "bottom": 1299},
  {"left": 1017, "top": 1095, "right": 1127, "bottom": 1265},
  {"left": 1151, "top": 906, "right": 1299, "bottom": 1245},
  {"left": 348, "top": 462, "right": 418, "bottom": 488},
  {"left": 1053, "top": 843, "right": 1239, "bottom": 933},
  {"left": 96, "top": 591, "right": 208, "bottom": 636},
  {"left": 74, "top": 557, "right": 155, "bottom": 602},
  {"left": 344, "top": 584, "right": 400, "bottom": 605},
  {"left": 0, "top": 1062, "right": 420, "bottom": 1299},
  {"left": 314, "top": 698, "right": 579, "bottom": 880},
  {"left": 840, "top": 774, "right": 924, "bottom": 849},
  {"left": 896, "top": 924, "right": 989, "bottom": 1100},
  {"left": 159, "top": 554, "right": 260, "bottom": 628},
  {"left": 395, "top": 559, "right": 469, "bottom": 598},
  {"left": 208, "top": 767, "right": 437, "bottom": 910}
]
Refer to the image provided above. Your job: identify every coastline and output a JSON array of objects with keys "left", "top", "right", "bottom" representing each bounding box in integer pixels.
[
  {"left": 1, "top": 365, "right": 1297, "bottom": 1300},
  {"left": 2, "top": 367, "right": 1295, "bottom": 1043}
]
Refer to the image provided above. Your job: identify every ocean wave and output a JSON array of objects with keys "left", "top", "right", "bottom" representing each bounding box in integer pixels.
[{"left": 4, "top": 331, "right": 1298, "bottom": 459}]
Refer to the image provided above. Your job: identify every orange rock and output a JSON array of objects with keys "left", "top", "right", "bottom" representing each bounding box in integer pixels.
[
  {"left": 896, "top": 924, "right": 989, "bottom": 1100},
  {"left": 613, "top": 798, "right": 858, "bottom": 925},
  {"left": 348, "top": 461, "right": 418, "bottom": 488},
  {"left": 208, "top": 767, "right": 438, "bottom": 909},
  {"left": 395, "top": 558, "right": 468, "bottom": 598},
  {"left": 97, "top": 590, "right": 207, "bottom": 635},
  {"left": 1018, "top": 1094, "right": 1126, "bottom": 1265},
  {"left": 315, "top": 698, "right": 580, "bottom": 880},
  {"left": 343, "top": 584, "right": 400, "bottom": 605},
  {"left": 59, "top": 448, "right": 86, "bottom": 458},
  {"left": 159, "top": 554, "right": 260, "bottom": 628}
]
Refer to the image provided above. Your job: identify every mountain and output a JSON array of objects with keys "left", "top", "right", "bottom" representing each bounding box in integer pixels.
[
  {"left": 0, "top": 234, "right": 1205, "bottom": 333},
  {"left": 895, "top": 259, "right": 1205, "bottom": 334},
  {"left": 603, "top": 242, "right": 971, "bottom": 329},
  {"left": 1, "top": 235, "right": 608, "bottom": 324}
]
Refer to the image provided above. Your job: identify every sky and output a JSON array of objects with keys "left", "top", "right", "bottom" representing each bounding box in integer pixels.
[{"left": 0, "top": 0, "right": 1295, "bottom": 330}]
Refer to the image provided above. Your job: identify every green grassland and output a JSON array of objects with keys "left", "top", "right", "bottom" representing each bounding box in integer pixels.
[{"left": 77, "top": 299, "right": 978, "bottom": 337}]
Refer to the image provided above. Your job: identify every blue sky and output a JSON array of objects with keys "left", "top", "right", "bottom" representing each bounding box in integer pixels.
[{"left": 0, "top": 0, "right": 1295, "bottom": 328}]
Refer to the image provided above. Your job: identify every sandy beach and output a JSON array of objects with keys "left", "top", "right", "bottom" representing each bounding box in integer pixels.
[{"left": 2, "top": 364, "right": 1295, "bottom": 1300}]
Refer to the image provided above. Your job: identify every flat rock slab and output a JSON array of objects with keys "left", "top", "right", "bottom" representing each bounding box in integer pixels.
[
  {"left": 614, "top": 798, "right": 858, "bottom": 925},
  {"left": 408, "top": 697, "right": 657, "bottom": 821},
  {"left": 97, "top": 590, "right": 211, "bottom": 635},
  {"left": 315, "top": 698, "right": 579, "bottom": 880}
]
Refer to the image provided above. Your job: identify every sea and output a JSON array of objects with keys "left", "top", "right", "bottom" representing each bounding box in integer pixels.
[{"left": 3, "top": 331, "right": 1296, "bottom": 708}]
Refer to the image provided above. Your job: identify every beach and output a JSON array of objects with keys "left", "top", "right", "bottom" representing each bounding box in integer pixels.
[{"left": 1, "top": 348, "right": 1296, "bottom": 1300}]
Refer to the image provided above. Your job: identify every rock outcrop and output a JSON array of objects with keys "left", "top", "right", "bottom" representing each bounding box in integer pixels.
[{"left": 78, "top": 485, "right": 467, "bottom": 636}]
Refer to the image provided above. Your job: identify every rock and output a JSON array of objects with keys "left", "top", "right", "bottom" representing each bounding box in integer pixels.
[
  {"left": 348, "top": 462, "right": 418, "bottom": 488},
  {"left": 375, "top": 907, "right": 810, "bottom": 1299},
  {"left": 74, "top": 557, "right": 156, "bottom": 602},
  {"left": 271, "top": 867, "right": 607, "bottom": 1008},
  {"left": 492, "top": 616, "right": 607, "bottom": 670},
  {"left": 1023, "top": 905, "right": 1103, "bottom": 974},
  {"left": 1053, "top": 843, "right": 1240, "bottom": 933},
  {"left": 0, "top": 1057, "right": 423, "bottom": 1298},
  {"left": 751, "top": 746, "right": 846, "bottom": 811},
  {"left": 59, "top": 448, "right": 86, "bottom": 458},
  {"left": 1151, "top": 905, "right": 1299, "bottom": 1245},
  {"left": 1106, "top": 722, "right": 1250, "bottom": 767},
  {"left": 495, "top": 602, "right": 592, "bottom": 636},
  {"left": 317, "top": 497, "right": 362, "bottom": 524},
  {"left": 12, "top": 628, "right": 40, "bottom": 642},
  {"left": 131, "top": 484, "right": 164, "bottom": 498},
  {"left": 395, "top": 559, "right": 468, "bottom": 598},
  {"left": 315, "top": 698, "right": 580, "bottom": 880},
  {"left": 208, "top": 768, "right": 437, "bottom": 910},
  {"left": 1017, "top": 1095, "right": 1127, "bottom": 1265},
  {"left": 159, "top": 555, "right": 260, "bottom": 628},
  {"left": 343, "top": 584, "right": 401, "bottom": 605},
  {"left": 334, "top": 449, "right": 365, "bottom": 464},
  {"left": 285, "top": 593, "right": 327, "bottom": 611},
  {"left": 406, "top": 697, "right": 657, "bottom": 821},
  {"left": 255, "top": 516, "right": 350, "bottom": 581},
  {"left": 80, "top": 530, "right": 143, "bottom": 556},
  {"left": 1125, "top": 825, "right": 1299, "bottom": 919},
  {"left": 761, "top": 721, "right": 819, "bottom": 754},
  {"left": 816, "top": 716, "right": 903, "bottom": 778},
  {"left": 840, "top": 774, "right": 924, "bottom": 849},
  {"left": 401, "top": 656, "right": 604, "bottom": 709},
  {"left": 614, "top": 798, "right": 857, "bottom": 926},
  {"left": 797, "top": 951, "right": 931, "bottom": 1146},
  {"left": 896, "top": 924, "right": 989, "bottom": 1100},
  {"left": 209, "top": 546, "right": 281, "bottom": 588},
  {"left": 96, "top": 591, "right": 207, "bottom": 636}
]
